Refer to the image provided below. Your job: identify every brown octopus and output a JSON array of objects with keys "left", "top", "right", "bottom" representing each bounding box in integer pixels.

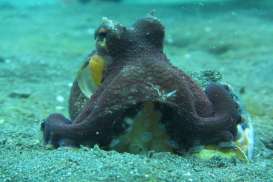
[{"left": 41, "top": 16, "right": 241, "bottom": 153}]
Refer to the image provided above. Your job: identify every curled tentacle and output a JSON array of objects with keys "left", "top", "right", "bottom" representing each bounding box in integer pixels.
[{"left": 192, "top": 83, "right": 241, "bottom": 143}]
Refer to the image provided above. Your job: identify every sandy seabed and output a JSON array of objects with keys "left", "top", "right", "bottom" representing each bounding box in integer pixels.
[{"left": 0, "top": 2, "right": 272, "bottom": 181}]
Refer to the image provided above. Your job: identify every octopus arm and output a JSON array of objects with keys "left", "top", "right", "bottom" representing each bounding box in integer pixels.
[
  {"left": 191, "top": 83, "right": 241, "bottom": 143},
  {"left": 42, "top": 71, "right": 163, "bottom": 147}
]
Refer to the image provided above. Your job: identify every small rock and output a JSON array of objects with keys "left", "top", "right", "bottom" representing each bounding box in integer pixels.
[
  {"left": 239, "top": 87, "right": 246, "bottom": 94},
  {"left": 0, "top": 56, "right": 5, "bottom": 63},
  {"left": 5, "top": 59, "right": 11, "bottom": 63},
  {"left": 0, "top": 119, "right": 5, "bottom": 124},
  {"left": 56, "top": 95, "right": 64, "bottom": 103},
  {"left": 9, "top": 91, "right": 31, "bottom": 99},
  {"left": 204, "top": 26, "right": 212, "bottom": 33},
  {"left": 184, "top": 53, "right": 192, "bottom": 59},
  {"left": 55, "top": 106, "right": 64, "bottom": 110},
  {"left": 263, "top": 139, "right": 273, "bottom": 150},
  {"left": 68, "top": 82, "right": 73, "bottom": 87}
]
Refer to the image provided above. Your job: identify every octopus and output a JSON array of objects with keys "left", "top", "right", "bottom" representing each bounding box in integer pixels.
[{"left": 41, "top": 16, "right": 243, "bottom": 154}]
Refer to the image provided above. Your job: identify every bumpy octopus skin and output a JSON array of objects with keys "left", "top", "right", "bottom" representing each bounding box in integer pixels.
[{"left": 41, "top": 16, "right": 241, "bottom": 151}]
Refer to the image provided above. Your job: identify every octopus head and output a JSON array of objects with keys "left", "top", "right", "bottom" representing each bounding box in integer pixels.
[{"left": 94, "top": 16, "right": 165, "bottom": 57}]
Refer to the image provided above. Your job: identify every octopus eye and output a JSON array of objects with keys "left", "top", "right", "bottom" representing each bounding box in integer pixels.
[
  {"left": 95, "top": 28, "right": 110, "bottom": 50},
  {"left": 96, "top": 28, "right": 108, "bottom": 40}
]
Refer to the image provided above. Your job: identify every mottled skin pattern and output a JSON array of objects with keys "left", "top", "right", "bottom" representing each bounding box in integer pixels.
[{"left": 41, "top": 16, "right": 241, "bottom": 151}]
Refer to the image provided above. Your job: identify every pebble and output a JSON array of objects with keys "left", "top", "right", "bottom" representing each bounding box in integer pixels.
[
  {"left": 55, "top": 106, "right": 64, "bottom": 110},
  {"left": 9, "top": 91, "right": 31, "bottom": 99},
  {"left": 56, "top": 95, "right": 64, "bottom": 103},
  {"left": 184, "top": 53, "right": 191, "bottom": 59},
  {"left": 0, "top": 118, "right": 5, "bottom": 124},
  {"left": 5, "top": 59, "right": 11, "bottom": 63},
  {"left": 0, "top": 56, "right": 5, "bottom": 63},
  {"left": 204, "top": 26, "right": 212, "bottom": 33},
  {"left": 68, "top": 82, "right": 73, "bottom": 87}
]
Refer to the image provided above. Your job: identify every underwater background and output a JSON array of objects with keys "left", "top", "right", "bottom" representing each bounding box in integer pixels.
[{"left": 0, "top": 0, "right": 272, "bottom": 181}]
